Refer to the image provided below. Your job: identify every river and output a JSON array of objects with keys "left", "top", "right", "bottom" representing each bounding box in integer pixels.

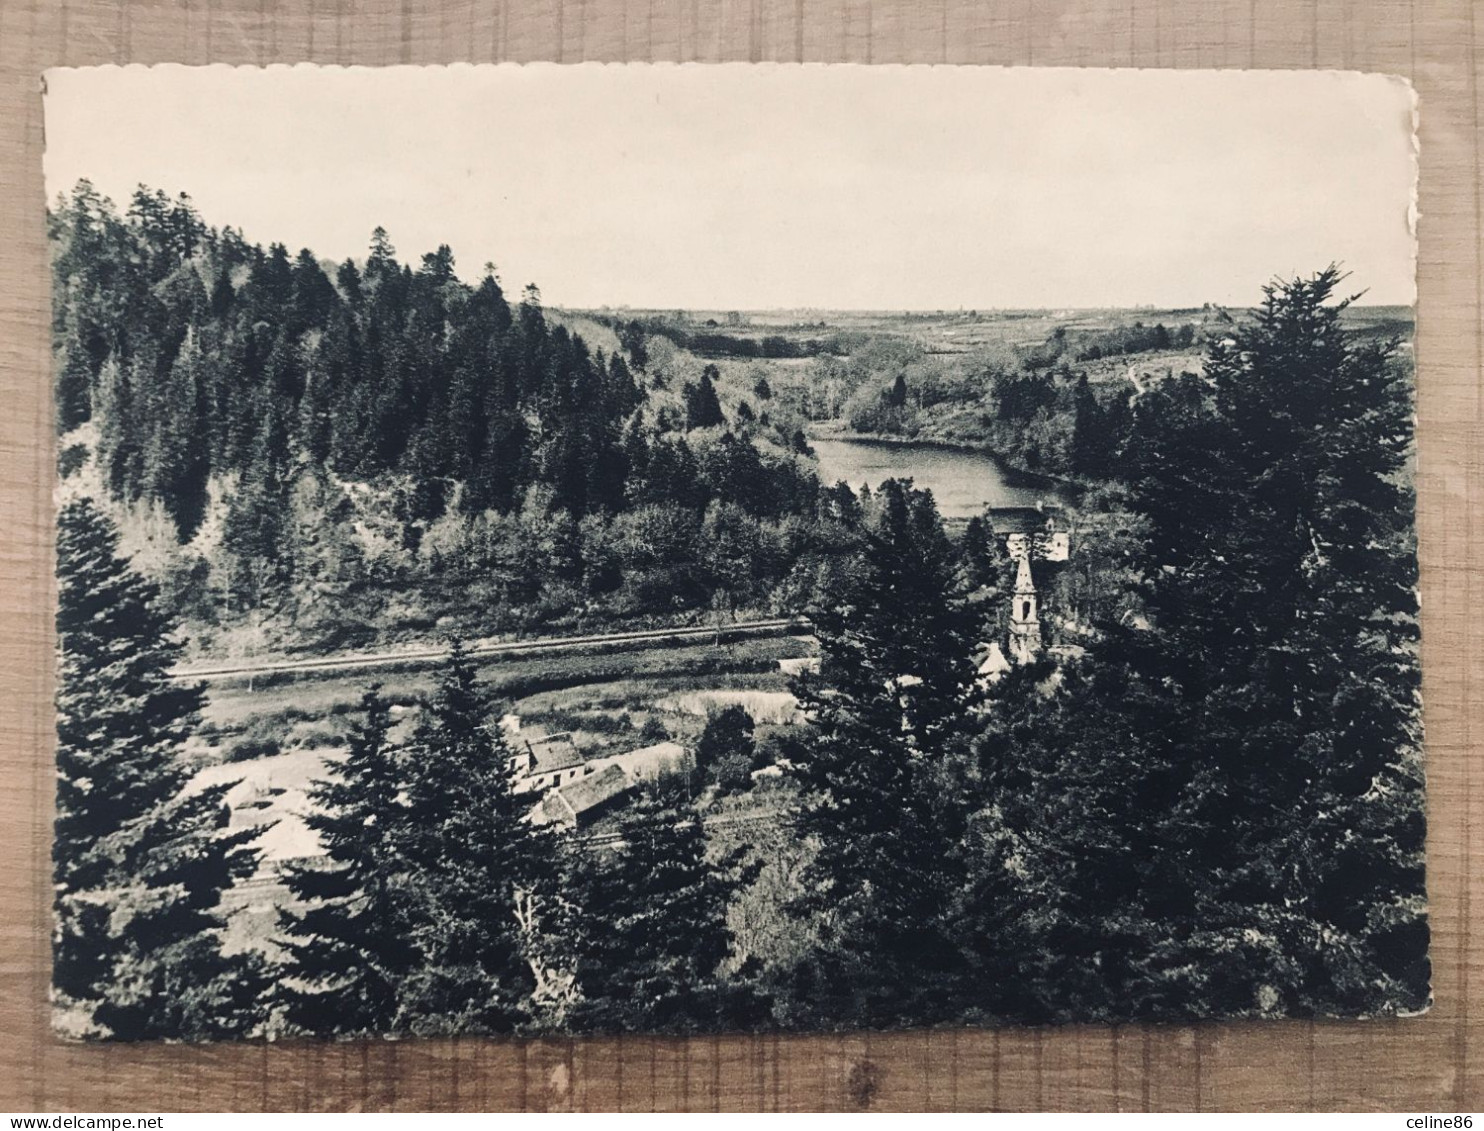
[{"left": 810, "top": 436, "right": 1079, "bottom": 520}]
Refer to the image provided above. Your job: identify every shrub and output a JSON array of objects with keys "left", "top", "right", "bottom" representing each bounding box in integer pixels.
[
  {"left": 223, "top": 735, "right": 282, "bottom": 763},
  {"left": 638, "top": 715, "right": 672, "bottom": 744},
  {"left": 696, "top": 705, "right": 756, "bottom": 783}
]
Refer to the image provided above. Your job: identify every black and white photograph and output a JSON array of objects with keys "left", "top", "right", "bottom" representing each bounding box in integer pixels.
[{"left": 43, "top": 62, "right": 1425, "bottom": 1042}]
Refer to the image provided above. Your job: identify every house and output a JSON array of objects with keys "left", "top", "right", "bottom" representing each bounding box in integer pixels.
[
  {"left": 532, "top": 763, "right": 635, "bottom": 830},
  {"left": 512, "top": 732, "right": 586, "bottom": 795},
  {"left": 987, "top": 505, "right": 1058, "bottom": 535},
  {"left": 989, "top": 505, "right": 1070, "bottom": 562}
]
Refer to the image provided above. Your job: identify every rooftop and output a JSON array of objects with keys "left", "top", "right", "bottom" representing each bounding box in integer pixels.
[
  {"left": 544, "top": 763, "right": 633, "bottom": 823},
  {"left": 525, "top": 732, "right": 583, "bottom": 775}
]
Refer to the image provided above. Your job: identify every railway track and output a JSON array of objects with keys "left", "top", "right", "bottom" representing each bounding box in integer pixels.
[{"left": 173, "top": 617, "right": 810, "bottom": 682}]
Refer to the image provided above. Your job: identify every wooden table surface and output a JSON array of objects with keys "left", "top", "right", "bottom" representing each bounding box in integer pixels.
[{"left": 2, "top": 0, "right": 1480, "bottom": 1112}]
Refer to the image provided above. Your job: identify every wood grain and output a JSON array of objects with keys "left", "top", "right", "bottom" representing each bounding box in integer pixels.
[{"left": 1, "top": 0, "right": 1478, "bottom": 1112}]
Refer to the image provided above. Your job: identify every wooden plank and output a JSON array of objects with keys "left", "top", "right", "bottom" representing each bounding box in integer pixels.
[{"left": 0, "top": 0, "right": 1479, "bottom": 1111}]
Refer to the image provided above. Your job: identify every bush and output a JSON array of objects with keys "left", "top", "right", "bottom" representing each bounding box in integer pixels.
[
  {"left": 712, "top": 749, "right": 756, "bottom": 793},
  {"left": 223, "top": 735, "right": 282, "bottom": 762},
  {"left": 638, "top": 715, "right": 672, "bottom": 744},
  {"left": 696, "top": 705, "right": 756, "bottom": 786},
  {"left": 291, "top": 726, "right": 343, "bottom": 749}
]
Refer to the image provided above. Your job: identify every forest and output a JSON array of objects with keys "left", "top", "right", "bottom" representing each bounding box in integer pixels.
[
  {"left": 52, "top": 182, "right": 1427, "bottom": 1040},
  {"left": 51, "top": 182, "right": 825, "bottom": 658}
]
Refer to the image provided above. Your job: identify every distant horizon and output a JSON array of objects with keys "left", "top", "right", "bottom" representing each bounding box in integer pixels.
[
  {"left": 49, "top": 172, "right": 1415, "bottom": 315},
  {"left": 50, "top": 173, "right": 1414, "bottom": 314},
  {"left": 554, "top": 299, "right": 1414, "bottom": 314},
  {"left": 45, "top": 65, "right": 1417, "bottom": 309}
]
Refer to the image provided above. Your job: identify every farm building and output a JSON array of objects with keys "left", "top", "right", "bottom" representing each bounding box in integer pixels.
[
  {"left": 511, "top": 732, "right": 586, "bottom": 795},
  {"left": 532, "top": 763, "right": 634, "bottom": 830},
  {"left": 584, "top": 740, "right": 692, "bottom": 783}
]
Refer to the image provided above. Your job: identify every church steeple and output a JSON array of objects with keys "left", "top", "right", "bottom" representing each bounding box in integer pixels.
[{"left": 1008, "top": 554, "right": 1042, "bottom": 664}]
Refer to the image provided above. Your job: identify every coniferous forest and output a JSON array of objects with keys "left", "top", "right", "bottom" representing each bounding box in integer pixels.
[{"left": 51, "top": 182, "right": 1427, "bottom": 1041}]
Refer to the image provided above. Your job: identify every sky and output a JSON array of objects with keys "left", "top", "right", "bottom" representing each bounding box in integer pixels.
[{"left": 43, "top": 64, "right": 1417, "bottom": 310}]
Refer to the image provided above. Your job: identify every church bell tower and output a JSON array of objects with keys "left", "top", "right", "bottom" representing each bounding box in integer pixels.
[{"left": 1008, "top": 554, "right": 1042, "bottom": 664}]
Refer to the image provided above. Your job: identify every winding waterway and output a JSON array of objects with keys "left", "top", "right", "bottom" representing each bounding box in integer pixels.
[{"left": 811, "top": 436, "right": 1079, "bottom": 520}]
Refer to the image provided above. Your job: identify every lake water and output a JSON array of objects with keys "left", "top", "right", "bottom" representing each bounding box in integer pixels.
[{"left": 811, "top": 436, "right": 1078, "bottom": 520}]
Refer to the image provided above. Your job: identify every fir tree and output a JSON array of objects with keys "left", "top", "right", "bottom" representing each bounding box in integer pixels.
[
  {"left": 787, "top": 479, "right": 983, "bottom": 1026},
  {"left": 395, "top": 639, "right": 552, "bottom": 1032},
  {"left": 619, "top": 319, "right": 648, "bottom": 372},
  {"left": 276, "top": 685, "right": 417, "bottom": 1036},
  {"left": 959, "top": 515, "right": 1001, "bottom": 591},
  {"left": 55, "top": 328, "right": 94, "bottom": 433},
  {"left": 566, "top": 779, "right": 760, "bottom": 1033},
  {"left": 961, "top": 655, "right": 1202, "bottom": 1022},
  {"left": 683, "top": 367, "right": 726, "bottom": 430},
  {"left": 365, "top": 226, "right": 397, "bottom": 282},
  {"left": 222, "top": 403, "right": 293, "bottom": 607},
  {"left": 970, "top": 269, "right": 1427, "bottom": 1021},
  {"left": 1172, "top": 267, "right": 1426, "bottom": 1014},
  {"left": 143, "top": 327, "right": 212, "bottom": 540},
  {"left": 1069, "top": 371, "right": 1109, "bottom": 479},
  {"left": 54, "top": 497, "right": 266, "bottom": 1040}
]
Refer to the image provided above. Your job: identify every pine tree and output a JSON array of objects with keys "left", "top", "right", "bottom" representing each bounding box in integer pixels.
[
  {"left": 1177, "top": 267, "right": 1426, "bottom": 1014},
  {"left": 1069, "top": 371, "right": 1108, "bottom": 479},
  {"left": 394, "top": 640, "right": 552, "bottom": 1032},
  {"left": 683, "top": 367, "right": 725, "bottom": 430},
  {"left": 566, "top": 779, "right": 760, "bottom": 1033},
  {"left": 54, "top": 498, "right": 266, "bottom": 1039},
  {"left": 972, "top": 269, "right": 1428, "bottom": 1021},
  {"left": 55, "top": 327, "right": 94, "bottom": 434},
  {"left": 276, "top": 685, "right": 417, "bottom": 1036},
  {"left": 787, "top": 479, "right": 983, "bottom": 1026},
  {"left": 143, "top": 327, "right": 212, "bottom": 540}
]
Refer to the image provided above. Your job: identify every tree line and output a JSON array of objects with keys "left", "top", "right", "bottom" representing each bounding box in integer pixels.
[
  {"left": 50, "top": 182, "right": 825, "bottom": 642},
  {"left": 601, "top": 314, "right": 835, "bottom": 361}
]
